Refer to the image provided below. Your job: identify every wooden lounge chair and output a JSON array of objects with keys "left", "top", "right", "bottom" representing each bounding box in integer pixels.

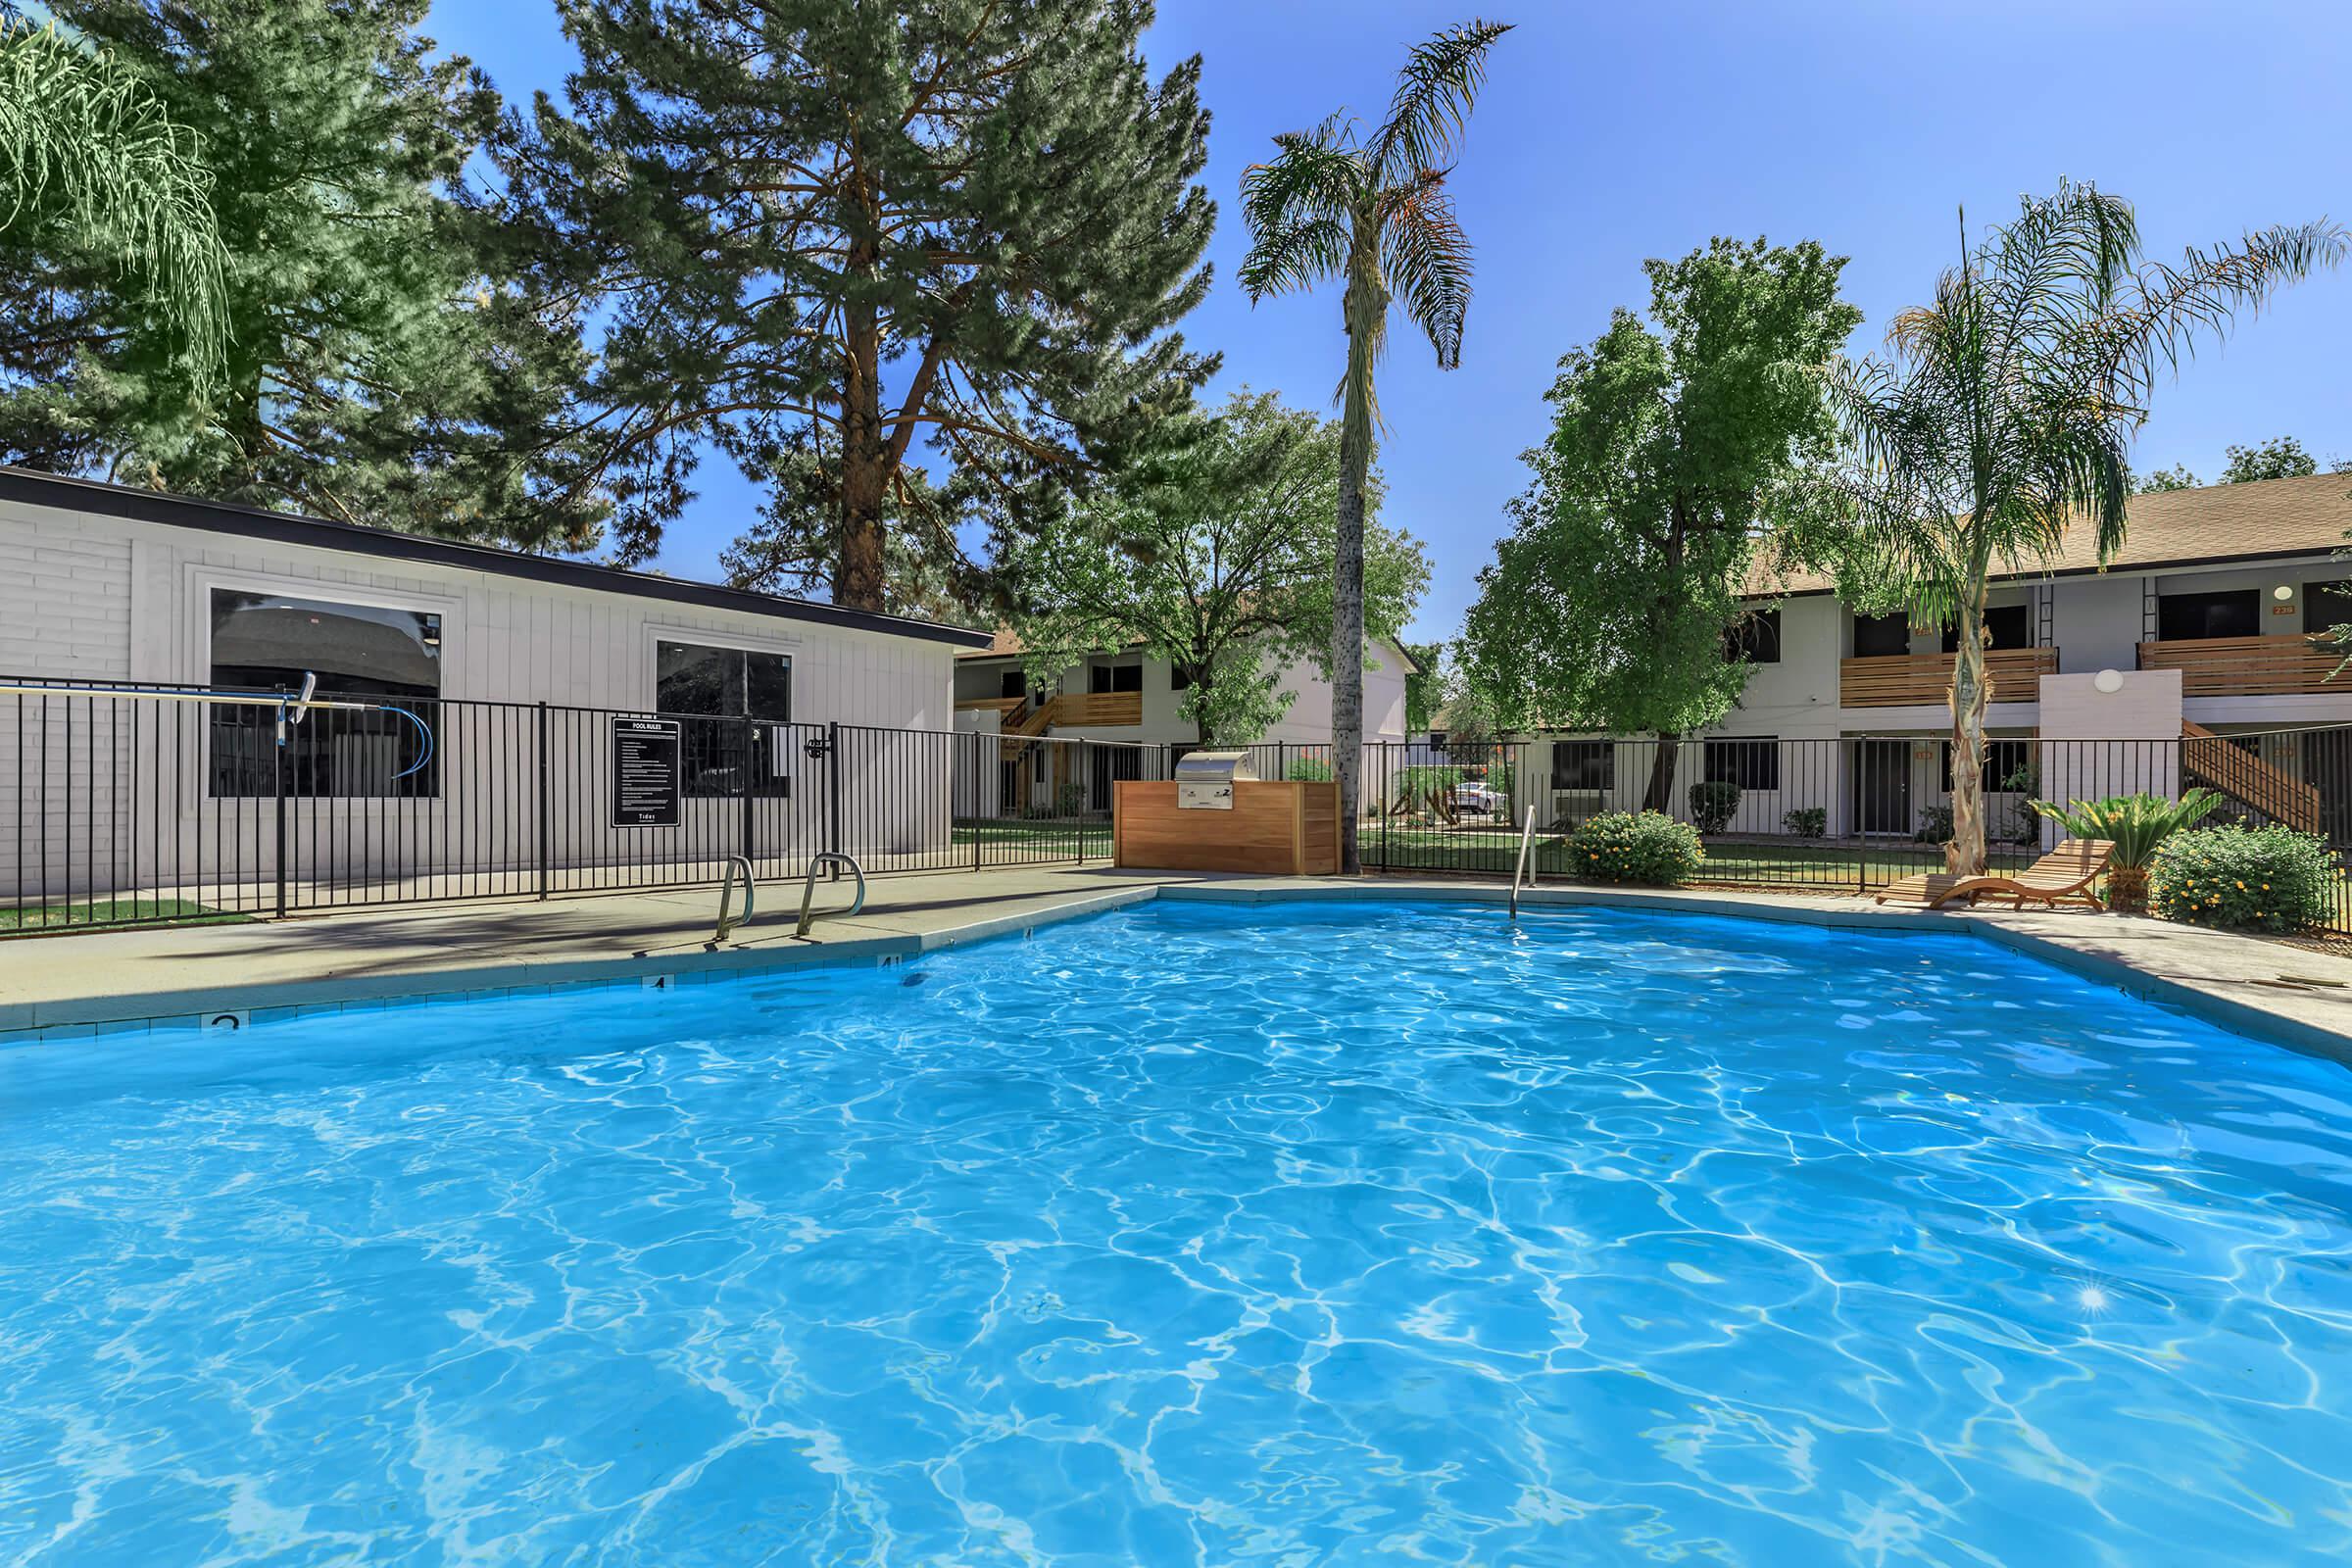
[{"left": 1874, "top": 838, "right": 2115, "bottom": 912}]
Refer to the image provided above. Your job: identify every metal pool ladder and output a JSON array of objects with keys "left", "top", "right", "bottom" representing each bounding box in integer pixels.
[
  {"left": 713, "top": 856, "right": 756, "bottom": 943},
  {"left": 796, "top": 853, "right": 867, "bottom": 938},
  {"left": 1508, "top": 805, "right": 1539, "bottom": 918}
]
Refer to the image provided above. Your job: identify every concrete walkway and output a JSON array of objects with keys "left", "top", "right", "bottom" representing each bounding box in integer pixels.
[{"left": 3, "top": 866, "right": 2349, "bottom": 1054}]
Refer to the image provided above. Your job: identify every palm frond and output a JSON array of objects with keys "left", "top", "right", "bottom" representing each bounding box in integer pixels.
[
  {"left": 1236, "top": 214, "right": 1351, "bottom": 302},
  {"left": 1377, "top": 170, "right": 1472, "bottom": 367},
  {"left": 0, "top": 20, "right": 228, "bottom": 379},
  {"left": 2095, "top": 219, "right": 2347, "bottom": 405},
  {"left": 1237, "top": 117, "right": 1369, "bottom": 303},
  {"left": 1368, "top": 20, "right": 1513, "bottom": 187}
]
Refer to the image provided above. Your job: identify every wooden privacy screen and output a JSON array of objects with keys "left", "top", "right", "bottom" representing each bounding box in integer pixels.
[{"left": 1113, "top": 780, "right": 1340, "bottom": 875}]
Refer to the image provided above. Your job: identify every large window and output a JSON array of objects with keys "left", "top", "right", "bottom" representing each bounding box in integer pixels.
[
  {"left": 656, "top": 640, "right": 793, "bottom": 798},
  {"left": 1550, "top": 741, "right": 1614, "bottom": 791},
  {"left": 1940, "top": 604, "right": 2034, "bottom": 652},
  {"left": 1942, "top": 738, "right": 2034, "bottom": 793},
  {"left": 208, "top": 588, "right": 441, "bottom": 798},
  {"left": 1723, "top": 610, "right": 1782, "bottom": 664},
  {"left": 2305, "top": 580, "right": 2352, "bottom": 635},
  {"left": 1702, "top": 737, "right": 1780, "bottom": 791},
  {"left": 1090, "top": 661, "right": 1143, "bottom": 694},
  {"left": 1852, "top": 612, "right": 1911, "bottom": 658},
  {"left": 2157, "top": 589, "right": 2259, "bottom": 641}
]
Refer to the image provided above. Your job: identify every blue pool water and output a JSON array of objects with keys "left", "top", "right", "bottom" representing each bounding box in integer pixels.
[{"left": 3, "top": 899, "right": 2351, "bottom": 1565}]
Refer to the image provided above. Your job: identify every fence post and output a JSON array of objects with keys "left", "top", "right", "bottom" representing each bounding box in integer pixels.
[
  {"left": 740, "top": 712, "right": 757, "bottom": 867},
  {"left": 536, "top": 702, "right": 551, "bottom": 900},
  {"left": 825, "top": 719, "right": 843, "bottom": 879},
  {"left": 971, "top": 732, "right": 984, "bottom": 873},
  {"left": 271, "top": 715, "right": 288, "bottom": 918}
]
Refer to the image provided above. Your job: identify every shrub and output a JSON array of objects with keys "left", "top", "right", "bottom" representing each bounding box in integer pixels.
[
  {"left": 1915, "top": 803, "right": 1953, "bottom": 845},
  {"left": 1566, "top": 810, "right": 1704, "bottom": 886},
  {"left": 1395, "top": 764, "right": 1462, "bottom": 805},
  {"left": 1783, "top": 806, "right": 1827, "bottom": 839},
  {"left": 1284, "top": 758, "right": 1335, "bottom": 782},
  {"left": 2148, "top": 824, "right": 2340, "bottom": 935},
  {"left": 2030, "top": 789, "right": 2221, "bottom": 911},
  {"left": 1687, "top": 780, "right": 1740, "bottom": 834}
]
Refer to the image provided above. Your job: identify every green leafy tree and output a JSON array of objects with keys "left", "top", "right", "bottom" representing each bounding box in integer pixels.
[
  {"left": 1462, "top": 237, "right": 1861, "bottom": 808},
  {"left": 1006, "top": 391, "right": 1428, "bottom": 745},
  {"left": 517, "top": 0, "right": 1217, "bottom": 604},
  {"left": 0, "top": 17, "right": 225, "bottom": 382},
  {"left": 1827, "top": 180, "right": 2341, "bottom": 875},
  {"left": 0, "top": 1, "right": 593, "bottom": 546},
  {"left": 1401, "top": 639, "right": 1443, "bottom": 733},
  {"left": 2134, "top": 463, "right": 2200, "bottom": 493},
  {"left": 1237, "top": 18, "right": 1511, "bottom": 873},
  {"left": 2221, "top": 435, "right": 2319, "bottom": 482}
]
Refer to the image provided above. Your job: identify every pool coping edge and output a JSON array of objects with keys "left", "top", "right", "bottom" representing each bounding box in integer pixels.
[{"left": 2, "top": 879, "right": 2342, "bottom": 1057}]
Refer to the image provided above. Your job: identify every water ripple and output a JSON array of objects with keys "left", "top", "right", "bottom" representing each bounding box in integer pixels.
[{"left": 1, "top": 900, "right": 2350, "bottom": 1565}]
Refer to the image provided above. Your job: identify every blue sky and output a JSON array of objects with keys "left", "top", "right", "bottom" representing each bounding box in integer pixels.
[{"left": 425, "top": 0, "right": 2352, "bottom": 642}]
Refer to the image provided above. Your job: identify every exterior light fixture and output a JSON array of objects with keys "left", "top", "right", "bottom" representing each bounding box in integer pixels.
[
  {"left": 2275, "top": 585, "right": 2295, "bottom": 602},
  {"left": 2092, "top": 668, "right": 2124, "bottom": 694}
]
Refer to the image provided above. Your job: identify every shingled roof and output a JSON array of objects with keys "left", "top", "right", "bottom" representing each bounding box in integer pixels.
[{"left": 1747, "top": 471, "right": 2352, "bottom": 598}]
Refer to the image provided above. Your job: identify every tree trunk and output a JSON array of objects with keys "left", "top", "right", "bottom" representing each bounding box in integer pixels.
[
  {"left": 1332, "top": 215, "right": 1388, "bottom": 875},
  {"left": 1945, "top": 595, "right": 1992, "bottom": 875},
  {"left": 836, "top": 294, "right": 888, "bottom": 611},
  {"left": 1642, "top": 731, "right": 1680, "bottom": 813}
]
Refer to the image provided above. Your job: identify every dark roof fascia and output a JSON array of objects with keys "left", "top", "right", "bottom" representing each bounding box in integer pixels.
[
  {"left": 1744, "top": 545, "right": 2352, "bottom": 605},
  {"left": 0, "top": 466, "right": 995, "bottom": 649}
]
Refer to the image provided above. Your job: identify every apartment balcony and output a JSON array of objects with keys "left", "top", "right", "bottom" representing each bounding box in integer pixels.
[
  {"left": 2136, "top": 634, "right": 2345, "bottom": 697},
  {"left": 1839, "top": 647, "right": 2056, "bottom": 708},
  {"left": 953, "top": 691, "right": 1145, "bottom": 732},
  {"left": 1051, "top": 692, "right": 1143, "bottom": 727}
]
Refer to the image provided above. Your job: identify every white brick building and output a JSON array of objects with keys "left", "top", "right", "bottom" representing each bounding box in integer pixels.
[{"left": 1519, "top": 473, "right": 2352, "bottom": 843}]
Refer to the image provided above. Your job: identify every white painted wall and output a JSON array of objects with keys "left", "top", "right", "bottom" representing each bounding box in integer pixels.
[{"left": 0, "top": 500, "right": 966, "bottom": 897}]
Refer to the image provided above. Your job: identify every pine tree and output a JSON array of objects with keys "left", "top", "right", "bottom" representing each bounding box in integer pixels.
[
  {"left": 516, "top": 0, "right": 1218, "bottom": 604},
  {"left": 0, "top": 1, "right": 599, "bottom": 548}
]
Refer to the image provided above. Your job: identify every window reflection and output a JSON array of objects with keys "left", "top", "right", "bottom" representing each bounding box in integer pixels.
[{"left": 208, "top": 589, "right": 440, "bottom": 798}]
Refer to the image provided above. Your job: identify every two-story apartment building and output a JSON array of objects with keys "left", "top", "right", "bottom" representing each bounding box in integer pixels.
[
  {"left": 1521, "top": 472, "right": 2352, "bottom": 844},
  {"left": 952, "top": 631, "right": 1419, "bottom": 812}
]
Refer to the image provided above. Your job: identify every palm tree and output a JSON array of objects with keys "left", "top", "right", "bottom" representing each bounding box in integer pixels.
[
  {"left": 1238, "top": 19, "right": 1511, "bottom": 874},
  {"left": 1829, "top": 181, "right": 2341, "bottom": 876},
  {"left": 0, "top": 19, "right": 227, "bottom": 381}
]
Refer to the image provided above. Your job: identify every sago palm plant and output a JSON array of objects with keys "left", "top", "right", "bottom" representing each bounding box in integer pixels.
[
  {"left": 1238, "top": 18, "right": 1511, "bottom": 873},
  {"left": 1827, "top": 181, "right": 2342, "bottom": 877},
  {"left": 2030, "top": 788, "right": 2223, "bottom": 910}
]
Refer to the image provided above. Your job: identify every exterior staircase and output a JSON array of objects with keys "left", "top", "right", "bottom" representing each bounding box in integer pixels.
[{"left": 2180, "top": 719, "right": 2324, "bottom": 833}]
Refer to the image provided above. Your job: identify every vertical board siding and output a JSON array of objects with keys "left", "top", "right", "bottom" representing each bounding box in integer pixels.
[{"left": 0, "top": 504, "right": 959, "bottom": 897}]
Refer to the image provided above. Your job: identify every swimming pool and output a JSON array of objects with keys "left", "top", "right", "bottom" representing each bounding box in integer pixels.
[{"left": 2, "top": 898, "right": 2348, "bottom": 1564}]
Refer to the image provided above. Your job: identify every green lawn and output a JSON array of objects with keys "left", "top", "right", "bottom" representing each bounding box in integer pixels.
[{"left": 0, "top": 897, "right": 249, "bottom": 931}]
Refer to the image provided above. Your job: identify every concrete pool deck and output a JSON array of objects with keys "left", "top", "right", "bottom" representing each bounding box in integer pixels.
[{"left": 3, "top": 866, "right": 2349, "bottom": 1055}]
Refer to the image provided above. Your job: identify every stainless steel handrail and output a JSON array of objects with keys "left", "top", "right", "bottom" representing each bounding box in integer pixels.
[
  {"left": 1508, "top": 804, "right": 1538, "bottom": 918},
  {"left": 797, "top": 853, "right": 867, "bottom": 937},
  {"left": 714, "top": 855, "right": 756, "bottom": 942}
]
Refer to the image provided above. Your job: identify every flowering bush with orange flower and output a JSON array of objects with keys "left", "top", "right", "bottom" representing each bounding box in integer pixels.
[
  {"left": 2147, "top": 824, "right": 2339, "bottom": 934},
  {"left": 1564, "top": 810, "right": 1703, "bottom": 886}
]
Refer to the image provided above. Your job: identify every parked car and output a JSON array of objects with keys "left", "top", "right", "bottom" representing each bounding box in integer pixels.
[{"left": 1450, "top": 780, "right": 1505, "bottom": 819}]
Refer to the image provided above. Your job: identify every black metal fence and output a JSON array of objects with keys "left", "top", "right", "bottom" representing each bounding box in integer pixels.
[
  {"left": 0, "top": 685, "right": 1179, "bottom": 933},
  {"left": 1356, "top": 731, "right": 2352, "bottom": 923},
  {"left": 5, "top": 679, "right": 2349, "bottom": 934}
]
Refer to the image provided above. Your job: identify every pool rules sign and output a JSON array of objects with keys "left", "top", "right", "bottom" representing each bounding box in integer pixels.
[{"left": 611, "top": 717, "right": 682, "bottom": 827}]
